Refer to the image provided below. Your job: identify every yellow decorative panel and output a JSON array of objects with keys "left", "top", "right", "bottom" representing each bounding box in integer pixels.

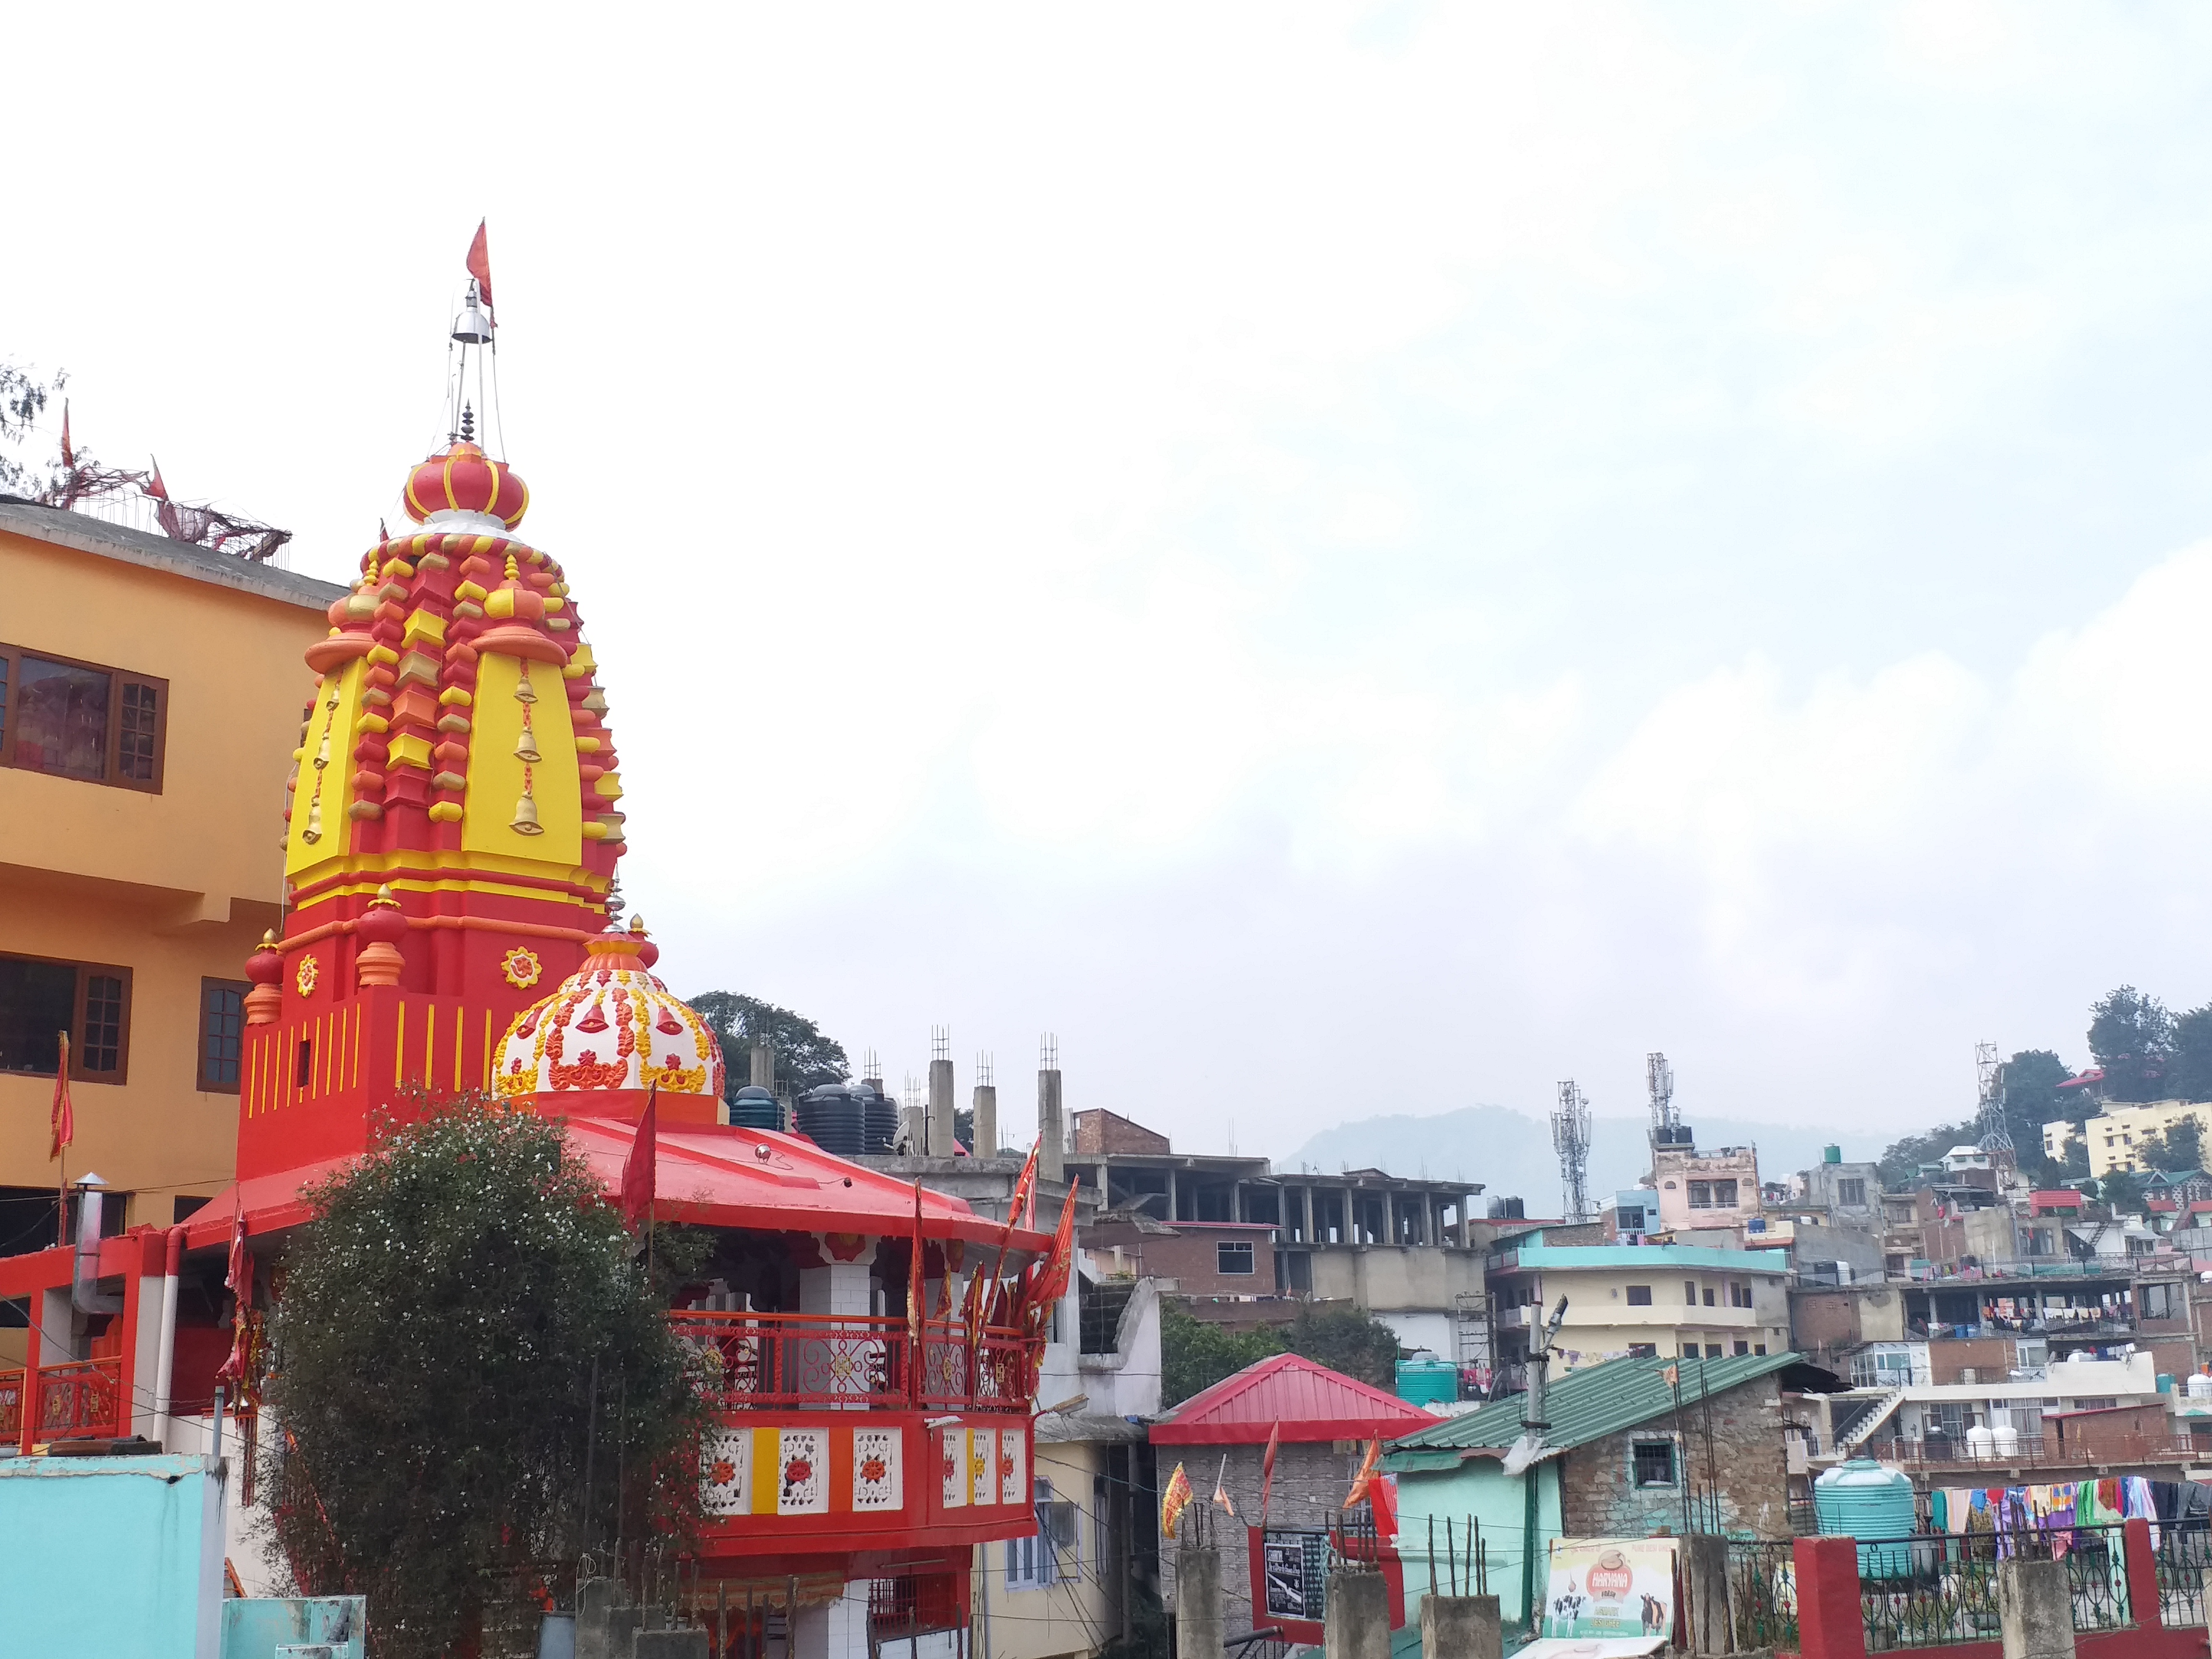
[
  {"left": 462, "top": 651, "right": 583, "bottom": 865},
  {"left": 286, "top": 658, "right": 366, "bottom": 882}
]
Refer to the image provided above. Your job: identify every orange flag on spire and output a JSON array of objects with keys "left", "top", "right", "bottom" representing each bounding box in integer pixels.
[
  {"left": 48, "top": 1032, "right": 72, "bottom": 1161},
  {"left": 467, "top": 220, "right": 495, "bottom": 317}
]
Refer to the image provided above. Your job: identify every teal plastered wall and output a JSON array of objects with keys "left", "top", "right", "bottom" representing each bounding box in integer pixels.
[
  {"left": 1391, "top": 1457, "right": 1564, "bottom": 1628},
  {"left": 0, "top": 1452, "right": 226, "bottom": 1658},
  {"left": 222, "top": 1595, "right": 368, "bottom": 1659}
]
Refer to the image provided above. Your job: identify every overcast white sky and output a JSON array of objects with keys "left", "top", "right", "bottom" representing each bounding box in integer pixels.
[{"left": 10, "top": 4, "right": 2212, "bottom": 1155}]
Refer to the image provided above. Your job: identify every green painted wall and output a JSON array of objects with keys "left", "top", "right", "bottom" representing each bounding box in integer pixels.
[{"left": 1393, "top": 1458, "right": 1563, "bottom": 1628}]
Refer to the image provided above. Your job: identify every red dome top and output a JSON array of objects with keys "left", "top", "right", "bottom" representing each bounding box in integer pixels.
[{"left": 402, "top": 440, "right": 529, "bottom": 528}]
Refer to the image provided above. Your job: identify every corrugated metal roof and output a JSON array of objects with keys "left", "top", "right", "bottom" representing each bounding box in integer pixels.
[
  {"left": 1152, "top": 1353, "right": 1438, "bottom": 1444},
  {"left": 1383, "top": 1352, "right": 1803, "bottom": 1465}
]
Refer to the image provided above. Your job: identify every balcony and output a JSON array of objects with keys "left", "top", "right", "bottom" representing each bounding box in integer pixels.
[
  {"left": 1873, "top": 1433, "right": 2210, "bottom": 1471},
  {"left": 2, "top": 1358, "right": 121, "bottom": 1446},
  {"left": 666, "top": 1311, "right": 1046, "bottom": 1562}
]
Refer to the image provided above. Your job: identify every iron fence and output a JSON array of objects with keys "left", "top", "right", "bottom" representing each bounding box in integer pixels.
[
  {"left": 1726, "top": 1539, "right": 1799, "bottom": 1653},
  {"left": 2154, "top": 1519, "right": 2212, "bottom": 1627},
  {"left": 1857, "top": 1526, "right": 2131, "bottom": 1651}
]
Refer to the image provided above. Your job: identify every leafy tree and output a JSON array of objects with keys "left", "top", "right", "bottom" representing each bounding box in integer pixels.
[
  {"left": 2169, "top": 1005, "right": 2212, "bottom": 1103},
  {"left": 1159, "top": 1300, "right": 1285, "bottom": 1406},
  {"left": 1282, "top": 1301, "right": 1403, "bottom": 1389},
  {"left": 2061, "top": 1137, "right": 2092, "bottom": 1181},
  {"left": 2088, "top": 986, "right": 2174, "bottom": 1103},
  {"left": 2139, "top": 1117, "right": 2205, "bottom": 1174},
  {"left": 1877, "top": 1122, "right": 1974, "bottom": 1191},
  {"left": 2100, "top": 1168, "right": 2147, "bottom": 1214},
  {"left": 2001, "top": 1049, "right": 2075, "bottom": 1154},
  {"left": 0, "top": 361, "right": 60, "bottom": 496},
  {"left": 687, "top": 991, "right": 849, "bottom": 1100},
  {"left": 264, "top": 1095, "right": 709, "bottom": 1658}
]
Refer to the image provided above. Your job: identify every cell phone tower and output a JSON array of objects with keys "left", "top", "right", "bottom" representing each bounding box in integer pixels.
[
  {"left": 1647, "top": 1052, "right": 1678, "bottom": 1145},
  {"left": 1553, "top": 1080, "right": 1593, "bottom": 1224},
  {"left": 1975, "top": 1042, "right": 2013, "bottom": 1156}
]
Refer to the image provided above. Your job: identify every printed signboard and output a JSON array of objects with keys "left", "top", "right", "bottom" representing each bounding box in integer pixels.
[{"left": 1541, "top": 1537, "right": 1677, "bottom": 1642}]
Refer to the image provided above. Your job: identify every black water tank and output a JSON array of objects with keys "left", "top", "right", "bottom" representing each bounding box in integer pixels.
[
  {"left": 850, "top": 1080, "right": 898, "bottom": 1154},
  {"left": 796, "top": 1083, "right": 867, "bottom": 1156},
  {"left": 730, "top": 1084, "right": 781, "bottom": 1132},
  {"left": 1487, "top": 1195, "right": 1526, "bottom": 1220}
]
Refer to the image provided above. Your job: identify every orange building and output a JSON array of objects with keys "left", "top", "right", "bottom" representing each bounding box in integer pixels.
[{"left": 0, "top": 501, "right": 343, "bottom": 1344}]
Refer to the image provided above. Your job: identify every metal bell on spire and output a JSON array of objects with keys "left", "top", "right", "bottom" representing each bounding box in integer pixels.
[{"left": 452, "top": 279, "right": 494, "bottom": 346}]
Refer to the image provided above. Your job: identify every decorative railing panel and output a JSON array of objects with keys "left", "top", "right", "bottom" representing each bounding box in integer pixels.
[
  {"left": 1859, "top": 1527, "right": 2131, "bottom": 1651},
  {"left": 2153, "top": 1519, "right": 2212, "bottom": 1627},
  {"left": 0, "top": 1368, "right": 21, "bottom": 1439},
  {"left": 35, "top": 1358, "right": 121, "bottom": 1441},
  {"left": 1727, "top": 1539, "right": 1799, "bottom": 1652}
]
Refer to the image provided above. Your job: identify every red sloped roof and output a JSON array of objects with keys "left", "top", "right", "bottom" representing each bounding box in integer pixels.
[
  {"left": 180, "top": 1122, "right": 1050, "bottom": 1255},
  {"left": 1151, "top": 1352, "right": 1436, "bottom": 1444}
]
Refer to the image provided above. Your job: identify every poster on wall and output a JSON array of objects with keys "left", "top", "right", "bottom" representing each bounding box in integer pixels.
[
  {"left": 1533, "top": 1536, "right": 1677, "bottom": 1654},
  {"left": 1262, "top": 1538, "right": 1309, "bottom": 1619}
]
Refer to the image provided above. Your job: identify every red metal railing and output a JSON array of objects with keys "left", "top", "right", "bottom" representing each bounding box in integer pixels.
[
  {"left": 35, "top": 1358, "right": 121, "bottom": 1441},
  {"left": 0, "top": 1368, "right": 22, "bottom": 1439},
  {"left": 668, "top": 1310, "right": 1038, "bottom": 1412}
]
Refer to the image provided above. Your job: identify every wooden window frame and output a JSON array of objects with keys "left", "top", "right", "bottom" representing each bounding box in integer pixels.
[
  {"left": 196, "top": 978, "right": 249, "bottom": 1094},
  {"left": 0, "top": 951, "right": 132, "bottom": 1084},
  {"left": 0, "top": 639, "right": 168, "bottom": 793}
]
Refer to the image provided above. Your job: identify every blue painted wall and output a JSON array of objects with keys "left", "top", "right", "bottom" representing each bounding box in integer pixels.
[
  {"left": 1391, "top": 1457, "right": 1563, "bottom": 1629},
  {"left": 0, "top": 1452, "right": 226, "bottom": 1658}
]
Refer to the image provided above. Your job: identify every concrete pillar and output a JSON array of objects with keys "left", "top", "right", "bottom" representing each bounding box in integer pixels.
[
  {"left": 1177, "top": 1544, "right": 1224, "bottom": 1659},
  {"left": 1791, "top": 1535, "right": 1868, "bottom": 1659},
  {"left": 1302, "top": 1185, "right": 1316, "bottom": 1245},
  {"left": 1996, "top": 1556, "right": 2073, "bottom": 1659},
  {"left": 1166, "top": 1167, "right": 1179, "bottom": 1225},
  {"left": 750, "top": 1044, "right": 775, "bottom": 1089},
  {"left": 974, "top": 1082, "right": 998, "bottom": 1157},
  {"left": 1420, "top": 1595, "right": 1502, "bottom": 1659},
  {"left": 575, "top": 1578, "right": 620, "bottom": 1659},
  {"left": 1326, "top": 1569, "right": 1391, "bottom": 1659},
  {"left": 1682, "top": 1534, "right": 1731, "bottom": 1655},
  {"left": 928, "top": 1055, "right": 956, "bottom": 1157},
  {"left": 1038, "top": 1065, "right": 1065, "bottom": 1183},
  {"left": 791, "top": 1581, "right": 871, "bottom": 1659}
]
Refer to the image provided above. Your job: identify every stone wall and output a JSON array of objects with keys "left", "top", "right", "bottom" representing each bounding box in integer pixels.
[
  {"left": 1159, "top": 1438, "right": 1371, "bottom": 1636},
  {"left": 1557, "top": 1375, "right": 1790, "bottom": 1541}
]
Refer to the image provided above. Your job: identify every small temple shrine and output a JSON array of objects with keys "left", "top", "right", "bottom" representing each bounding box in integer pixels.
[{"left": 0, "top": 275, "right": 1056, "bottom": 1657}]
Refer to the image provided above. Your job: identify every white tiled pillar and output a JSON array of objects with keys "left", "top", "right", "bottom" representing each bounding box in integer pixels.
[
  {"left": 791, "top": 1579, "right": 873, "bottom": 1659},
  {"left": 799, "top": 1242, "right": 878, "bottom": 1404}
]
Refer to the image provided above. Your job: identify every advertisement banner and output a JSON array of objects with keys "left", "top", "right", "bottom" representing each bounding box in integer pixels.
[{"left": 1541, "top": 1537, "right": 1677, "bottom": 1642}]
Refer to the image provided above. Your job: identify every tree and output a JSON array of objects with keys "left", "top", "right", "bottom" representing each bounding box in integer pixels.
[
  {"left": 2100, "top": 1168, "right": 2147, "bottom": 1215},
  {"left": 264, "top": 1095, "right": 709, "bottom": 1658},
  {"left": 2139, "top": 1117, "right": 2205, "bottom": 1174},
  {"left": 2087, "top": 986, "right": 2174, "bottom": 1103},
  {"left": 1159, "top": 1300, "right": 1285, "bottom": 1407},
  {"left": 687, "top": 991, "right": 849, "bottom": 1100},
  {"left": 2168, "top": 1004, "right": 2212, "bottom": 1102},
  {"left": 2001, "top": 1049, "right": 2075, "bottom": 1155},
  {"left": 0, "top": 361, "right": 60, "bottom": 496},
  {"left": 1282, "top": 1302, "right": 1402, "bottom": 1389}
]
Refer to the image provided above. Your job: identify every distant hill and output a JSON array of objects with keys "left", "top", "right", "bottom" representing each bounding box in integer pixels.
[{"left": 1278, "top": 1105, "right": 1888, "bottom": 1215}]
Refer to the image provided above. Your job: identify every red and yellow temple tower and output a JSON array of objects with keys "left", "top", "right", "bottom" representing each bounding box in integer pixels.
[{"left": 0, "top": 279, "right": 1056, "bottom": 1657}]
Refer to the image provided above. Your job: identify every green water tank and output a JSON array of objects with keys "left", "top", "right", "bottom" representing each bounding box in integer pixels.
[
  {"left": 1814, "top": 1459, "right": 1915, "bottom": 1577},
  {"left": 1824, "top": 1145, "right": 1843, "bottom": 1164},
  {"left": 1395, "top": 1356, "right": 1458, "bottom": 1406}
]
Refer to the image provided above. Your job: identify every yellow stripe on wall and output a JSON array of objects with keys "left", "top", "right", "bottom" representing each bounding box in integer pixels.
[
  {"left": 453, "top": 1006, "right": 465, "bottom": 1092},
  {"left": 481, "top": 1009, "right": 493, "bottom": 1090},
  {"left": 395, "top": 1003, "right": 407, "bottom": 1086},
  {"left": 424, "top": 1005, "right": 437, "bottom": 1092},
  {"left": 350, "top": 1003, "right": 362, "bottom": 1089},
  {"left": 752, "top": 1428, "right": 779, "bottom": 1514}
]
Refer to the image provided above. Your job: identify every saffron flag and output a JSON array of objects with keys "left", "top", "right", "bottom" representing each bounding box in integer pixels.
[
  {"left": 48, "top": 1031, "right": 72, "bottom": 1161},
  {"left": 467, "top": 219, "right": 495, "bottom": 315},
  {"left": 908, "top": 1181, "right": 926, "bottom": 1404},
  {"left": 1259, "top": 1419, "right": 1282, "bottom": 1526},
  {"left": 1161, "top": 1461, "right": 1194, "bottom": 1539},
  {"left": 215, "top": 1211, "right": 254, "bottom": 1386},
  {"left": 1007, "top": 1140, "right": 1040, "bottom": 1231},
  {"left": 1344, "top": 1436, "right": 1382, "bottom": 1510},
  {"left": 1212, "top": 1452, "right": 1237, "bottom": 1517},
  {"left": 620, "top": 1082, "right": 658, "bottom": 1230},
  {"left": 1030, "top": 1186, "right": 1080, "bottom": 1310},
  {"left": 1662, "top": 1362, "right": 1679, "bottom": 1390},
  {"left": 59, "top": 401, "right": 72, "bottom": 469}
]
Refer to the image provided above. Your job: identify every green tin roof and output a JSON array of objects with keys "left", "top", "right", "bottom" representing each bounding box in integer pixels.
[{"left": 1383, "top": 1352, "right": 1803, "bottom": 1470}]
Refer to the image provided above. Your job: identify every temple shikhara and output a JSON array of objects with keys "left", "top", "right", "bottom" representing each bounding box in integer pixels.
[{"left": 0, "top": 272, "right": 1060, "bottom": 1656}]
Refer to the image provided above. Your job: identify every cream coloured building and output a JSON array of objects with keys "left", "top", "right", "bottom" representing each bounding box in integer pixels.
[
  {"left": 2044, "top": 1100, "right": 2212, "bottom": 1178},
  {"left": 1488, "top": 1241, "right": 1792, "bottom": 1374}
]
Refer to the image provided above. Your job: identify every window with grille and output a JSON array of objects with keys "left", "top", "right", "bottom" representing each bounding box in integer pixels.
[
  {"left": 1625, "top": 1285, "right": 1652, "bottom": 1306},
  {"left": 0, "top": 643, "right": 166, "bottom": 792},
  {"left": 1705, "top": 1344, "right": 1723, "bottom": 1358},
  {"left": 1838, "top": 1178, "right": 1867, "bottom": 1206},
  {"left": 1688, "top": 1181, "right": 1713, "bottom": 1207},
  {"left": 1007, "top": 1478, "right": 1076, "bottom": 1589},
  {"left": 1217, "top": 1240, "right": 1255, "bottom": 1275},
  {"left": 1632, "top": 1441, "right": 1675, "bottom": 1487},
  {"left": 0, "top": 954, "right": 130, "bottom": 1082},
  {"left": 197, "top": 980, "right": 248, "bottom": 1093},
  {"left": 1627, "top": 1342, "right": 1658, "bottom": 1358}
]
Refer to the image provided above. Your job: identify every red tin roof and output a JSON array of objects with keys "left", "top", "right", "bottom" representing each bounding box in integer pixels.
[
  {"left": 180, "top": 1122, "right": 1050, "bottom": 1255},
  {"left": 1151, "top": 1352, "right": 1437, "bottom": 1445}
]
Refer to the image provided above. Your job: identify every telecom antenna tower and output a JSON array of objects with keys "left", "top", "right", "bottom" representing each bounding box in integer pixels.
[
  {"left": 1974, "top": 1041, "right": 2013, "bottom": 1156},
  {"left": 1647, "top": 1052, "right": 1679, "bottom": 1144},
  {"left": 1553, "top": 1080, "right": 1593, "bottom": 1224}
]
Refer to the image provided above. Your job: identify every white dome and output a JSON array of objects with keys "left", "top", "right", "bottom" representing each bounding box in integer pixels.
[{"left": 493, "top": 926, "right": 724, "bottom": 1108}]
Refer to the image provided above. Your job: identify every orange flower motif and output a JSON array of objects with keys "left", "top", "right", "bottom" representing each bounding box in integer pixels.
[
  {"left": 709, "top": 1458, "right": 737, "bottom": 1487},
  {"left": 783, "top": 1457, "right": 813, "bottom": 1488},
  {"left": 860, "top": 1456, "right": 889, "bottom": 1484}
]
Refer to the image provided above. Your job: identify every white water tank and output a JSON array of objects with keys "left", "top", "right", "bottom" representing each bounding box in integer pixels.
[
  {"left": 1992, "top": 1423, "right": 2020, "bottom": 1458},
  {"left": 1966, "top": 1423, "right": 1996, "bottom": 1459},
  {"left": 2188, "top": 1374, "right": 2212, "bottom": 1400}
]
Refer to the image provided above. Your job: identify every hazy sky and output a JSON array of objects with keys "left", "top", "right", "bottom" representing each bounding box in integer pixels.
[{"left": 11, "top": 5, "right": 2212, "bottom": 1156}]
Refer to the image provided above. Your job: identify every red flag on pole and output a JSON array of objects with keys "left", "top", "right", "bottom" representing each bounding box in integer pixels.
[
  {"left": 216, "top": 1211, "right": 254, "bottom": 1387},
  {"left": 908, "top": 1181, "right": 926, "bottom": 1405},
  {"left": 48, "top": 1032, "right": 72, "bottom": 1161},
  {"left": 467, "top": 220, "right": 495, "bottom": 317},
  {"left": 1259, "top": 1419, "right": 1282, "bottom": 1527},
  {"left": 620, "top": 1082, "right": 657, "bottom": 1230}
]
